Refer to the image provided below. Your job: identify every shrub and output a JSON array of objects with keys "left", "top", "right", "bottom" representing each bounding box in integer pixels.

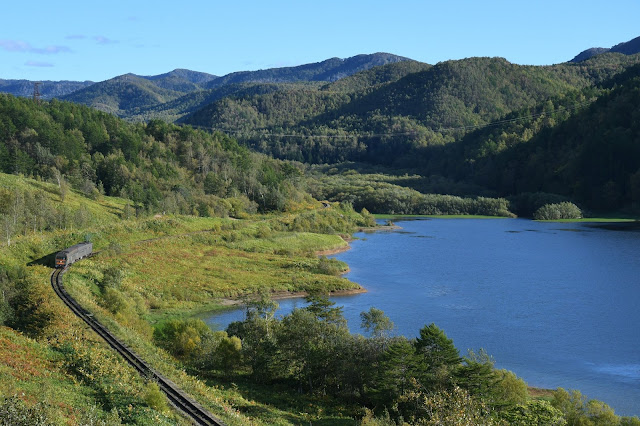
[
  {"left": 99, "top": 266, "right": 124, "bottom": 291},
  {"left": 0, "top": 396, "right": 52, "bottom": 425},
  {"left": 315, "top": 256, "right": 347, "bottom": 276},
  {"left": 142, "top": 382, "right": 169, "bottom": 413},
  {"left": 534, "top": 202, "right": 582, "bottom": 220}
]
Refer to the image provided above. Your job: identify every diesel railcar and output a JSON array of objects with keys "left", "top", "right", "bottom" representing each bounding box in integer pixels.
[{"left": 55, "top": 242, "right": 93, "bottom": 268}]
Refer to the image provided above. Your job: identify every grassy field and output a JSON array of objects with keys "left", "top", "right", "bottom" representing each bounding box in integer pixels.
[{"left": 67, "top": 219, "right": 356, "bottom": 321}]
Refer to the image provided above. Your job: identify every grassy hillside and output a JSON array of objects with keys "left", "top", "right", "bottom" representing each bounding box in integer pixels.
[{"left": 0, "top": 169, "right": 376, "bottom": 424}]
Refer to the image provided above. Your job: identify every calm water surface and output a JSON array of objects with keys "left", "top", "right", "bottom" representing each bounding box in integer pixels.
[{"left": 205, "top": 218, "right": 640, "bottom": 416}]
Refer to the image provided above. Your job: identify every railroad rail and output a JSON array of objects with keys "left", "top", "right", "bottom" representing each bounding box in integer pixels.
[{"left": 51, "top": 267, "right": 226, "bottom": 426}]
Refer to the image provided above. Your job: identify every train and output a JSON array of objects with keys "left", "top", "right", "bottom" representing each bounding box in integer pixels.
[{"left": 55, "top": 242, "right": 93, "bottom": 268}]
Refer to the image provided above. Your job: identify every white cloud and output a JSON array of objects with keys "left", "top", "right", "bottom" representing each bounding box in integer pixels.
[
  {"left": 0, "top": 39, "right": 71, "bottom": 54},
  {"left": 94, "top": 36, "right": 118, "bottom": 45},
  {"left": 25, "top": 60, "right": 54, "bottom": 67}
]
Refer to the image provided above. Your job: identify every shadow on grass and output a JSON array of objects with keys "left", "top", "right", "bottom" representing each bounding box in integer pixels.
[
  {"left": 27, "top": 251, "right": 58, "bottom": 268},
  {"left": 202, "top": 374, "right": 357, "bottom": 425}
]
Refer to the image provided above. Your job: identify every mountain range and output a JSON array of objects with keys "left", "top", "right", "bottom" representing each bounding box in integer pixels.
[
  {"left": 1, "top": 37, "right": 639, "bottom": 213},
  {"left": 1, "top": 37, "right": 639, "bottom": 121}
]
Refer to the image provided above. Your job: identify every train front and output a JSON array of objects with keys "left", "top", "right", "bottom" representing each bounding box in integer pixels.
[{"left": 55, "top": 252, "right": 67, "bottom": 268}]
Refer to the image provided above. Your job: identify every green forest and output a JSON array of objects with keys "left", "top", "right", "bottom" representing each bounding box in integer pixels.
[
  {"left": 181, "top": 53, "right": 640, "bottom": 215},
  {"left": 1, "top": 46, "right": 639, "bottom": 424}
]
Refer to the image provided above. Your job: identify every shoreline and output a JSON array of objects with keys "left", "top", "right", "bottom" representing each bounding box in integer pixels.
[
  {"left": 219, "top": 287, "right": 367, "bottom": 306},
  {"left": 219, "top": 224, "right": 401, "bottom": 307}
]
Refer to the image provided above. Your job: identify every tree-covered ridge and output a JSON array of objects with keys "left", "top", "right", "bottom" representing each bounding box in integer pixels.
[
  {"left": 142, "top": 68, "right": 218, "bottom": 89},
  {"left": 61, "top": 74, "right": 190, "bottom": 117},
  {"left": 183, "top": 54, "right": 640, "bottom": 164},
  {"left": 320, "top": 60, "right": 433, "bottom": 93},
  {"left": 0, "top": 93, "right": 312, "bottom": 216},
  {"left": 204, "top": 53, "right": 411, "bottom": 89},
  {"left": 395, "top": 61, "right": 640, "bottom": 213},
  {"left": 132, "top": 81, "right": 323, "bottom": 123},
  {"left": 0, "top": 79, "right": 94, "bottom": 100},
  {"left": 450, "top": 63, "right": 640, "bottom": 212},
  {"left": 178, "top": 54, "right": 640, "bottom": 213},
  {"left": 25, "top": 53, "right": 409, "bottom": 120}
]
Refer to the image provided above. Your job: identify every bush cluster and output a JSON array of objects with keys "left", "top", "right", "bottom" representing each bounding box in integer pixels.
[{"left": 534, "top": 202, "right": 582, "bottom": 220}]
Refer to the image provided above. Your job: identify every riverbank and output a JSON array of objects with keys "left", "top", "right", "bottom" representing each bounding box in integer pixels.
[
  {"left": 219, "top": 287, "right": 368, "bottom": 307},
  {"left": 374, "top": 214, "right": 507, "bottom": 220}
]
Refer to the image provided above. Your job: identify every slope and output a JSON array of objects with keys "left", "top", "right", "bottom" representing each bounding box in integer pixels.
[
  {"left": 412, "top": 62, "right": 640, "bottom": 213},
  {"left": 184, "top": 55, "right": 640, "bottom": 165},
  {"left": 570, "top": 34, "right": 640, "bottom": 62},
  {"left": 61, "top": 73, "right": 188, "bottom": 117}
]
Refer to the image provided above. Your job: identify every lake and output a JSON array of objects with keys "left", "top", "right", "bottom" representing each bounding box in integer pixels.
[{"left": 205, "top": 218, "right": 640, "bottom": 416}]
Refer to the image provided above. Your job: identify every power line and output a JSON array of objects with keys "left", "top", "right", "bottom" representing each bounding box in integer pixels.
[{"left": 33, "top": 82, "right": 41, "bottom": 104}]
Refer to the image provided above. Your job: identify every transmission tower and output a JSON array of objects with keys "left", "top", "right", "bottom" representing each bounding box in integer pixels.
[{"left": 33, "top": 82, "right": 41, "bottom": 103}]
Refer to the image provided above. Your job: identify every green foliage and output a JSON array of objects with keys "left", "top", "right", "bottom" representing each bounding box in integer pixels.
[
  {"left": 100, "top": 287, "right": 129, "bottom": 315},
  {"left": 4, "top": 269, "right": 53, "bottom": 337},
  {"left": 398, "top": 382, "right": 500, "bottom": 425},
  {"left": 414, "top": 323, "right": 461, "bottom": 370},
  {"left": 142, "top": 382, "right": 169, "bottom": 413},
  {"left": 211, "top": 332, "right": 242, "bottom": 374},
  {"left": 492, "top": 369, "right": 530, "bottom": 407},
  {"left": 98, "top": 266, "right": 124, "bottom": 291},
  {"left": 153, "top": 318, "right": 213, "bottom": 360},
  {"left": 360, "top": 307, "right": 395, "bottom": 338},
  {"left": 314, "top": 255, "right": 347, "bottom": 276},
  {"left": 499, "top": 399, "right": 566, "bottom": 425},
  {"left": 0, "top": 396, "right": 52, "bottom": 426},
  {"left": 551, "top": 388, "right": 621, "bottom": 426},
  {"left": 0, "top": 94, "right": 309, "bottom": 215},
  {"left": 534, "top": 202, "right": 583, "bottom": 220},
  {"left": 309, "top": 171, "right": 515, "bottom": 216}
]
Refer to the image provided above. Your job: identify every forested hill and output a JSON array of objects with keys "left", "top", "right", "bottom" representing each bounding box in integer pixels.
[
  {"left": 0, "top": 93, "right": 311, "bottom": 215},
  {"left": 60, "top": 73, "right": 209, "bottom": 118},
  {"left": 181, "top": 53, "right": 640, "bottom": 161},
  {"left": 181, "top": 53, "right": 640, "bottom": 213},
  {"left": 42, "top": 53, "right": 409, "bottom": 120},
  {"left": 410, "top": 62, "right": 640, "bottom": 213},
  {"left": 205, "top": 53, "right": 410, "bottom": 88}
]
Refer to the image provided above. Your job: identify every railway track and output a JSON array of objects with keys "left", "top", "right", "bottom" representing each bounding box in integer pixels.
[{"left": 51, "top": 267, "right": 226, "bottom": 426}]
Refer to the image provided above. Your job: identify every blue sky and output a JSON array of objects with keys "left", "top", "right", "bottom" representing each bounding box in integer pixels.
[{"left": 2, "top": 0, "right": 639, "bottom": 82}]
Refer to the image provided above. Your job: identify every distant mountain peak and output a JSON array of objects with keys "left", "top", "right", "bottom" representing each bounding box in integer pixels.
[
  {"left": 570, "top": 35, "right": 640, "bottom": 62},
  {"left": 205, "top": 52, "right": 412, "bottom": 88}
]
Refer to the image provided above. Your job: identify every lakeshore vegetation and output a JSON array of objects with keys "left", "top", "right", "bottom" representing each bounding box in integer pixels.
[{"left": 1, "top": 48, "right": 639, "bottom": 424}]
